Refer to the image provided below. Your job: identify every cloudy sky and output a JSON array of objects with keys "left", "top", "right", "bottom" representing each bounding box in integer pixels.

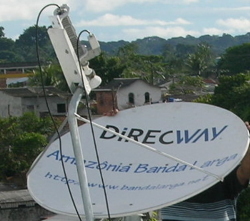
[{"left": 1, "top": 0, "right": 250, "bottom": 42}]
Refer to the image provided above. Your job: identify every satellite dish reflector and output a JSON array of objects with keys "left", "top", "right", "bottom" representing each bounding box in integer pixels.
[{"left": 27, "top": 102, "right": 249, "bottom": 218}]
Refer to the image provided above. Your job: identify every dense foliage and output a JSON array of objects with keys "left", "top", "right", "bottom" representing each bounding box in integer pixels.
[
  {"left": 0, "top": 26, "right": 53, "bottom": 63},
  {"left": 218, "top": 43, "right": 250, "bottom": 75},
  {"left": 99, "top": 33, "right": 250, "bottom": 57},
  {"left": 196, "top": 73, "right": 250, "bottom": 121},
  {"left": 0, "top": 112, "right": 57, "bottom": 188}
]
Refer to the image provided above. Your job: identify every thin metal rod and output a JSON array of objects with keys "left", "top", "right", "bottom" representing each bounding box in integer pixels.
[
  {"left": 76, "top": 114, "right": 223, "bottom": 182},
  {"left": 68, "top": 87, "right": 94, "bottom": 221}
]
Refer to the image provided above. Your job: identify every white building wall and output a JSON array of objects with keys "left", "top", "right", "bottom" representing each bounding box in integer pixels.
[
  {"left": 22, "top": 96, "right": 68, "bottom": 116},
  {"left": 36, "top": 96, "right": 68, "bottom": 115},
  {"left": 21, "top": 97, "right": 39, "bottom": 116},
  {"left": 116, "top": 81, "right": 161, "bottom": 110},
  {"left": 0, "top": 92, "right": 23, "bottom": 117},
  {"left": 0, "top": 92, "right": 68, "bottom": 118}
]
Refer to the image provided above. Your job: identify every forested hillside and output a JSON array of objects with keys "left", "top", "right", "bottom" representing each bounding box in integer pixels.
[
  {"left": 1, "top": 24, "right": 250, "bottom": 64},
  {"left": 99, "top": 33, "right": 250, "bottom": 56}
]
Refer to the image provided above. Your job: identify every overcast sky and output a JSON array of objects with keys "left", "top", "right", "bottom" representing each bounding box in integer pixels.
[{"left": 1, "top": 0, "right": 250, "bottom": 42}]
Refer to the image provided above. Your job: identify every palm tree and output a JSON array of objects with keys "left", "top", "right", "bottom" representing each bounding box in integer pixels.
[
  {"left": 28, "top": 64, "right": 69, "bottom": 92},
  {"left": 185, "top": 43, "right": 214, "bottom": 76}
]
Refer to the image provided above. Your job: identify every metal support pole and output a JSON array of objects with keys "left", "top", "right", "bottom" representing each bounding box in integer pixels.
[{"left": 68, "top": 86, "right": 94, "bottom": 221}]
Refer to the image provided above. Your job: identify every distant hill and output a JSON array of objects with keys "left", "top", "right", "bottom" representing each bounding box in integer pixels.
[{"left": 97, "top": 33, "right": 250, "bottom": 56}]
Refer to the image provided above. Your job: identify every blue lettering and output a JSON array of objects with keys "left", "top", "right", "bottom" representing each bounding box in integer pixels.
[
  {"left": 177, "top": 129, "right": 201, "bottom": 144},
  {"left": 47, "top": 150, "right": 60, "bottom": 160},
  {"left": 212, "top": 125, "right": 228, "bottom": 140},
  {"left": 192, "top": 129, "right": 209, "bottom": 142}
]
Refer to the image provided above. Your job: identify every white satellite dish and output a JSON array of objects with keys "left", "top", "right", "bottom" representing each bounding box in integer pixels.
[{"left": 27, "top": 102, "right": 249, "bottom": 218}]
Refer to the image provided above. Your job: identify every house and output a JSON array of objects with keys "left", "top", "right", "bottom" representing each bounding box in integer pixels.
[
  {"left": 203, "top": 78, "right": 218, "bottom": 92},
  {"left": 94, "top": 78, "right": 162, "bottom": 115},
  {"left": 0, "top": 86, "right": 71, "bottom": 118}
]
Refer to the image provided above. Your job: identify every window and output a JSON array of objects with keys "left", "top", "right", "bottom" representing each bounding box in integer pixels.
[
  {"left": 57, "top": 103, "right": 66, "bottom": 113},
  {"left": 145, "top": 92, "right": 150, "bottom": 103},
  {"left": 128, "top": 93, "right": 134, "bottom": 104},
  {"left": 26, "top": 105, "right": 34, "bottom": 111}
]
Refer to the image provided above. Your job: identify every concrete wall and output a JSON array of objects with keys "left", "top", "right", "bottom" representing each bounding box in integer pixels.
[
  {"left": 0, "top": 92, "right": 22, "bottom": 117},
  {"left": 22, "top": 96, "right": 68, "bottom": 116},
  {"left": 0, "top": 204, "right": 53, "bottom": 221},
  {"left": 0, "top": 91, "right": 68, "bottom": 118}
]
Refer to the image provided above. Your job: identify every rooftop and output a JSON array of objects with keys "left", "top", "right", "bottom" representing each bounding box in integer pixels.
[
  {"left": 0, "top": 188, "right": 35, "bottom": 209},
  {"left": 0, "top": 86, "right": 71, "bottom": 98}
]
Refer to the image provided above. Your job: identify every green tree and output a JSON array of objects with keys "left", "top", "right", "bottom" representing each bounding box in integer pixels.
[
  {"left": 117, "top": 43, "right": 140, "bottom": 79},
  {"left": 161, "top": 44, "right": 175, "bottom": 59},
  {"left": 0, "top": 37, "right": 14, "bottom": 51},
  {"left": 0, "top": 50, "right": 19, "bottom": 63},
  {"left": 161, "top": 51, "right": 184, "bottom": 83},
  {"left": 237, "top": 188, "right": 250, "bottom": 221},
  {"left": 218, "top": 43, "right": 250, "bottom": 75},
  {"left": 28, "top": 64, "right": 69, "bottom": 92},
  {"left": 169, "top": 75, "right": 204, "bottom": 94},
  {"left": 124, "top": 54, "right": 166, "bottom": 84},
  {"left": 15, "top": 25, "right": 52, "bottom": 62},
  {"left": 0, "top": 27, "right": 4, "bottom": 38},
  {"left": 196, "top": 73, "right": 250, "bottom": 120},
  {"left": 0, "top": 32, "right": 17, "bottom": 62},
  {"left": 0, "top": 112, "right": 56, "bottom": 187},
  {"left": 210, "top": 73, "right": 250, "bottom": 120},
  {"left": 90, "top": 53, "right": 126, "bottom": 85},
  {"left": 185, "top": 43, "right": 214, "bottom": 76},
  {"left": 117, "top": 43, "right": 167, "bottom": 84},
  {"left": 117, "top": 43, "right": 138, "bottom": 58},
  {"left": 175, "top": 44, "right": 196, "bottom": 58}
]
